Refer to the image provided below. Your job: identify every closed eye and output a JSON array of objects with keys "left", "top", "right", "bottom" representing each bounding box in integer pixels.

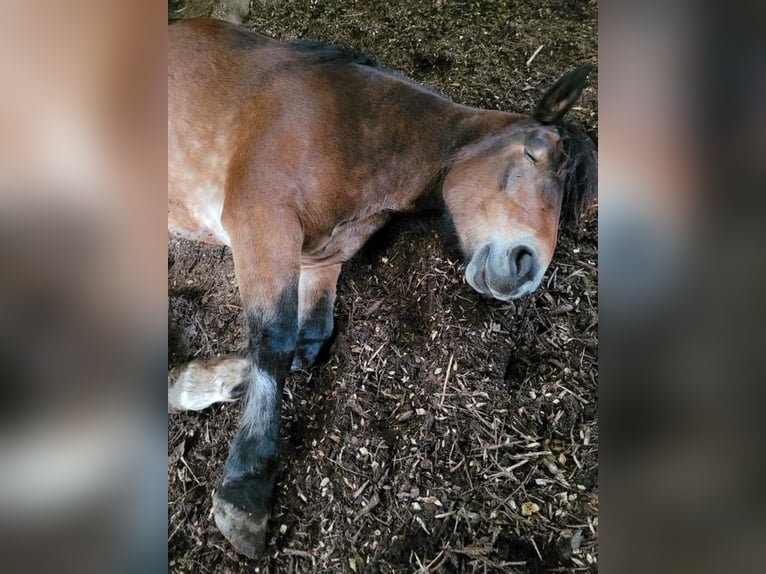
[{"left": 524, "top": 148, "right": 538, "bottom": 163}]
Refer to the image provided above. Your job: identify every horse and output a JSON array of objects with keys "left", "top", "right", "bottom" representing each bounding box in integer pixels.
[{"left": 168, "top": 18, "right": 596, "bottom": 558}]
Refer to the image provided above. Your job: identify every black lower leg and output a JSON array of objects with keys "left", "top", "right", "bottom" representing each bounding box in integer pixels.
[
  {"left": 213, "top": 289, "right": 297, "bottom": 557},
  {"left": 291, "top": 291, "right": 334, "bottom": 371}
]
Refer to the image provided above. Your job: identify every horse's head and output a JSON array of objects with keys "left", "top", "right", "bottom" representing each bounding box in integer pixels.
[{"left": 443, "top": 66, "right": 597, "bottom": 301}]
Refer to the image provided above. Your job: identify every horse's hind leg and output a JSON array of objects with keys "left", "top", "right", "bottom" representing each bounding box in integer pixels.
[
  {"left": 211, "top": 205, "right": 302, "bottom": 558},
  {"left": 168, "top": 356, "right": 247, "bottom": 412},
  {"left": 291, "top": 264, "right": 341, "bottom": 371}
]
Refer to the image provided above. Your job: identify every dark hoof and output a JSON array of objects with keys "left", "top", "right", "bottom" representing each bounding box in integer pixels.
[
  {"left": 290, "top": 340, "right": 331, "bottom": 372},
  {"left": 212, "top": 490, "right": 269, "bottom": 558},
  {"left": 290, "top": 355, "right": 308, "bottom": 373},
  {"left": 227, "top": 381, "right": 247, "bottom": 400}
]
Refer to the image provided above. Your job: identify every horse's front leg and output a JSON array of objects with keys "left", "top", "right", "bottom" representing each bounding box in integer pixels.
[
  {"left": 291, "top": 264, "right": 341, "bottom": 371},
  {"left": 212, "top": 207, "right": 301, "bottom": 558}
]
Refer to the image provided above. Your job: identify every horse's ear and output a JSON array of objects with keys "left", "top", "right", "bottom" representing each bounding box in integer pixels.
[{"left": 533, "top": 65, "right": 593, "bottom": 124}]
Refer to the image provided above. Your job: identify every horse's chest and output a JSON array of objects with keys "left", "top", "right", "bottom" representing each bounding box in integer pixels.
[{"left": 301, "top": 211, "right": 391, "bottom": 268}]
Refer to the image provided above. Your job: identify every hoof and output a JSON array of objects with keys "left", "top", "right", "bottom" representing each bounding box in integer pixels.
[
  {"left": 168, "top": 357, "right": 248, "bottom": 412},
  {"left": 212, "top": 490, "right": 269, "bottom": 558},
  {"left": 290, "top": 355, "right": 307, "bottom": 373},
  {"left": 290, "top": 343, "right": 328, "bottom": 372}
]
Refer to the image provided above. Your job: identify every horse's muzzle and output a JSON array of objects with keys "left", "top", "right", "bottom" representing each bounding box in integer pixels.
[{"left": 465, "top": 241, "right": 543, "bottom": 300}]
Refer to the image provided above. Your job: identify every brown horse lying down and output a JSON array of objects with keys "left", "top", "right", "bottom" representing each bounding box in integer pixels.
[{"left": 168, "top": 18, "right": 596, "bottom": 557}]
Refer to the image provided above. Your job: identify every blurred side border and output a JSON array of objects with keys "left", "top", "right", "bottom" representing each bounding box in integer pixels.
[
  {"left": 0, "top": 1, "right": 167, "bottom": 573},
  {"left": 601, "top": 0, "right": 766, "bottom": 572}
]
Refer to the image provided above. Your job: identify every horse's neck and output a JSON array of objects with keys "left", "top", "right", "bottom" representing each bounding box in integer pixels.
[{"left": 348, "top": 72, "right": 520, "bottom": 210}]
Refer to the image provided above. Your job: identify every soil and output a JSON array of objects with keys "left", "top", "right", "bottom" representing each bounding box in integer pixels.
[{"left": 168, "top": 1, "right": 598, "bottom": 572}]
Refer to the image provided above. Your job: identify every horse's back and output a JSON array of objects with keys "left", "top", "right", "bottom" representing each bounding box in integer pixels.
[{"left": 168, "top": 18, "right": 278, "bottom": 101}]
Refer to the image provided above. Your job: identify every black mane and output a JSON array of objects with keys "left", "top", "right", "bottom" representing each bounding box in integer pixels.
[
  {"left": 290, "top": 39, "right": 380, "bottom": 68},
  {"left": 556, "top": 119, "right": 597, "bottom": 229}
]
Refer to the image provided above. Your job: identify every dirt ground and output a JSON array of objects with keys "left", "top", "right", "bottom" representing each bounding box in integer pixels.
[{"left": 168, "top": 1, "right": 598, "bottom": 572}]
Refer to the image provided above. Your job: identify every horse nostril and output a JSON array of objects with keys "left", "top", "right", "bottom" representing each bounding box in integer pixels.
[{"left": 511, "top": 246, "right": 535, "bottom": 280}]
